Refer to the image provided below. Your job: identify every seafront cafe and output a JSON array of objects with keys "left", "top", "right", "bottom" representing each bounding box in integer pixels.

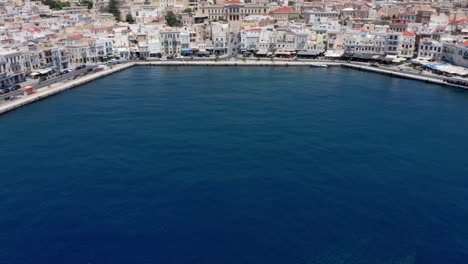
[{"left": 30, "top": 68, "right": 54, "bottom": 78}]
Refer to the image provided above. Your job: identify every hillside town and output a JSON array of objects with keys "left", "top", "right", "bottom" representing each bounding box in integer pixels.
[{"left": 0, "top": 0, "right": 467, "bottom": 92}]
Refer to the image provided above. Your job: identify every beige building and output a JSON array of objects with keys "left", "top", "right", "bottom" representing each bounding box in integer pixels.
[
  {"left": 270, "top": 7, "right": 299, "bottom": 21},
  {"left": 199, "top": 1, "right": 269, "bottom": 21}
]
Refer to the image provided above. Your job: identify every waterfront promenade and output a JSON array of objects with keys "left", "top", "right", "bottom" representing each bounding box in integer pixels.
[{"left": 0, "top": 60, "right": 466, "bottom": 116}]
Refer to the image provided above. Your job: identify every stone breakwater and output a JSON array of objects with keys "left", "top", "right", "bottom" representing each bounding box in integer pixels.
[{"left": 0, "top": 60, "right": 466, "bottom": 116}]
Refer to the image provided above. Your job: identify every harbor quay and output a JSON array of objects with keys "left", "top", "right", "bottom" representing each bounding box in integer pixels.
[{"left": 0, "top": 61, "right": 466, "bottom": 116}]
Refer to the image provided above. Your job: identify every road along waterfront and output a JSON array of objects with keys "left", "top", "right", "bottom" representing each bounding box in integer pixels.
[{"left": 0, "top": 60, "right": 466, "bottom": 116}]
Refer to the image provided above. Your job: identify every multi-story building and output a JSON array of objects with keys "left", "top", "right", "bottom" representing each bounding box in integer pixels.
[
  {"left": 385, "top": 32, "right": 401, "bottom": 56},
  {"left": 160, "top": 30, "right": 181, "bottom": 56},
  {"left": 389, "top": 19, "right": 408, "bottom": 33},
  {"left": 418, "top": 38, "right": 443, "bottom": 60},
  {"left": 416, "top": 10, "right": 432, "bottom": 24},
  {"left": 199, "top": 1, "right": 269, "bottom": 22},
  {"left": 399, "top": 31, "right": 416, "bottom": 58},
  {"left": 0, "top": 49, "right": 25, "bottom": 88},
  {"left": 443, "top": 41, "right": 468, "bottom": 68}
]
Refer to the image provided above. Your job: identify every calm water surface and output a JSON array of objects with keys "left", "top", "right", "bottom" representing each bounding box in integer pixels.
[{"left": 0, "top": 66, "right": 468, "bottom": 264}]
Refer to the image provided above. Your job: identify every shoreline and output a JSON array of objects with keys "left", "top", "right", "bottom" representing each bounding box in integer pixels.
[{"left": 0, "top": 61, "right": 466, "bottom": 116}]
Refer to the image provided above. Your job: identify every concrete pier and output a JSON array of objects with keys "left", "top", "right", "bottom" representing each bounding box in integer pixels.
[
  {"left": 342, "top": 63, "right": 467, "bottom": 90},
  {"left": 0, "top": 60, "right": 466, "bottom": 116},
  {"left": 0, "top": 62, "right": 134, "bottom": 116}
]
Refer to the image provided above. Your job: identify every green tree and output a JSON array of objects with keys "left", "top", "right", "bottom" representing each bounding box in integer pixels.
[
  {"left": 215, "top": 55, "right": 220, "bottom": 62},
  {"left": 288, "top": 1, "right": 295, "bottom": 6},
  {"left": 80, "top": 0, "right": 93, "bottom": 9},
  {"left": 156, "top": 52, "right": 162, "bottom": 58},
  {"left": 165, "top": 11, "right": 182, "bottom": 27},
  {"left": 183, "top": 8, "right": 192, "bottom": 13},
  {"left": 42, "top": 0, "right": 71, "bottom": 10},
  {"left": 104, "top": 0, "right": 121, "bottom": 22},
  {"left": 126, "top": 13, "right": 135, "bottom": 23}
]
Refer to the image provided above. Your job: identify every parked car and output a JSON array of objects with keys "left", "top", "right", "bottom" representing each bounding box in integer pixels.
[
  {"left": 81, "top": 64, "right": 86, "bottom": 69},
  {"left": 370, "top": 63, "right": 379, "bottom": 67},
  {"left": 75, "top": 66, "right": 82, "bottom": 71},
  {"left": 63, "top": 70, "right": 70, "bottom": 74},
  {"left": 87, "top": 68, "right": 93, "bottom": 73},
  {"left": 11, "top": 85, "right": 21, "bottom": 91},
  {"left": 0, "top": 88, "right": 10, "bottom": 94},
  {"left": 39, "top": 77, "right": 47, "bottom": 82}
]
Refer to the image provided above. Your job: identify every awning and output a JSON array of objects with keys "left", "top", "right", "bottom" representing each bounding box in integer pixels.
[
  {"left": 383, "top": 55, "right": 397, "bottom": 61},
  {"left": 325, "top": 51, "right": 343, "bottom": 57},
  {"left": 182, "top": 50, "right": 191, "bottom": 54},
  {"left": 425, "top": 64, "right": 468, "bottom": 76},
  {"left": 30, "top": 72, "right": 40, "bottom": 76},
  {"left": 297, "top": 50, "right": 320, "bottom": 56},
  {"left": 392, "top": 57, "right": 407, "bottom": 63},
  {"left": 198, "top": 51, "right": 210, "bottom": 55},
  {"left": 352, "top": 53, "right": 374, "bottom": 59},
  {"left": 412, "top": 58, "right": 430, "bottom": 65},
  {"left": 256, "top": 49, "right": 268, "bottom": 55},
  {"left": 37, "top": 69, "right": 51, "bottom": 74}
]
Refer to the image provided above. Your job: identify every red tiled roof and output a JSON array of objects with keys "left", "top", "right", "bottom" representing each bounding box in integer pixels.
[
  {"left": 90, "top": 27, "right": 112, "bottom": 31},
  {"left": 460, "top": 41, "right": 468, "bottom": 46},
  {"left": 271, "top": 8, "right": 297, "bottom": 13},
  {"left": 402, "top": 31, "right": 415, "bottom": 36},
  {"left": 19, "top": 86, "right": 36, "bottom": 91},
  {"left": 68, "top": 34, "right": 83, "bottom": 39},
  {"left": 355, "top": 28, "right": 368, "bottom": 32},
  {"left": 1, "top": 39, "right": 13, "bottom": 41}
]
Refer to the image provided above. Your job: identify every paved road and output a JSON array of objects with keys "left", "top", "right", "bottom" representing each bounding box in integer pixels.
[{"left": 0, "top": 65, "right": 96, "bottom": 102}]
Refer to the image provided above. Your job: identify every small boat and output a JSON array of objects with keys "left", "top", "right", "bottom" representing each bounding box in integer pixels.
[{"left": 310, "top": 64, "right": 328, "bottom": 68}]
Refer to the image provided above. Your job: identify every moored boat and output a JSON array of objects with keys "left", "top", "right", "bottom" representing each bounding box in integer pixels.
[{"left": 310, "top": 64, "right": 328, "bottom": 68}]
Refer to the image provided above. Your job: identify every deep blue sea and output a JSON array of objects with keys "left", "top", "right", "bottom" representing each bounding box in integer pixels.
[{"left": 0, "top": 66, "right": 468, "bottom": 264}]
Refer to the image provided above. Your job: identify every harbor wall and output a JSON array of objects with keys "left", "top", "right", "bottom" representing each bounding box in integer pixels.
[
  {"left": 342, "top": 63, "right": 467, "bottom": 90},
  {"left": 134, "top": 61, "right": 343, "bottom": 67},
  {"left": 0, "top": 61, "right": 466, "bottom": 116},
  {"left": 0, "top": 62, "right": 135, "bottom": 116}
]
